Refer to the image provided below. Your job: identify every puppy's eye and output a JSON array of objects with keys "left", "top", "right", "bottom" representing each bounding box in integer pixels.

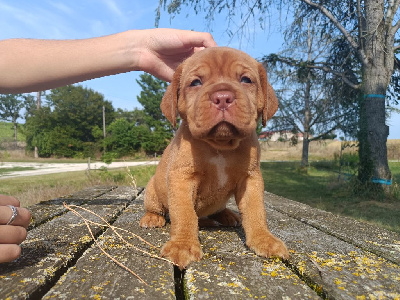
[
  {"left": 190, "top": 79, "right": 202, "bottom": 87},
  {"left": 240, "top": 76, "right": 252, "bottom": 84}
]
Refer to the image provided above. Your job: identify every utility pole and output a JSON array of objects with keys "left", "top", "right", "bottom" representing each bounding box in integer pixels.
[
  {"left": 103, "top": 105, "right": 106, "bottom": 154},
  {"left": 102, "top": 105, "right": 106, "bottom": 138},
  {"left": 37, "top": 91, "right": 41, "bottom": 109},
  {"left": 34, "top": 91, "right": 41, "bottom": 158}
]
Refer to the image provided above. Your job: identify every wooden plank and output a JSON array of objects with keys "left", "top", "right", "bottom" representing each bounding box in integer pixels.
[
  {"left": 89, "top": 186, "right": 143, "bottom": 204},
  {"left": 264, "top": 201, "right": 400, "bottom": 299},
  {"left": 28, "top": 186, "right": 116, "bottom": 230},
  {"left": 2, "top": 186, "right": 398, "bottom": 299},
  {"left": 43, "top": 193, "right": 175, "bottom": 299},
  {"left": 0, "top": 187, "right": 132, "bottom": 299},
  {"left": 184, "top": 195, "right": 400, "bottom": 299},
  {"left": 185, "top": 227, "right": 320, "bottom": 299},
  {"left": 265, "top": 192, "right": 400, "bottom": 265}
]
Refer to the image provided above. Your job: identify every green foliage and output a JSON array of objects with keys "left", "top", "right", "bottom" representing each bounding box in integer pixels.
[
  {"left": 23, "top": 77, "right": 174, "bottom": 159},
  {"left": 103, "top": 74, "right": 173, "bottom": 158},
  {"left": 141, "top": 129, "right": 171, "bottom": 154},
  {"left": 136, "top": 74, "right": 173, "bottom": 154},
  {"left": 136, "top": 74, "right": 168, "bottom": 126},
  {"left": 0, "top": 122, "right": 26, "bottom": 142},
  {"left": 127, "top": 164, "right": 157, "bottom": 187},
  {"left": 340, "top": 152, "right": 359, "bottom": 169},
  {"left": 25, "top": 85, "right": 114, "bottom": 158},
  {"left": 0, "top": 94, "right": 33, "bottom": 142},
  {"left": 101, "top": 152, "right": 118, "bottom": 164},
  {"left": 34, "top": 126, "right": 81, "bottom": 158},
  {"left": 104, "top": 118, "right": 150, "bottom": 156},
  {"left": 92, "top": 166, "right": 127, "bottom": 183},
  {"left": 115, "top": 108, "right": 147, "bottom": 124},
  {"left": 0, "top": 94, "right": 26, "bottom": 123},
  {"left": 45, "top": 85, "right": 114, "bottom": 142}
]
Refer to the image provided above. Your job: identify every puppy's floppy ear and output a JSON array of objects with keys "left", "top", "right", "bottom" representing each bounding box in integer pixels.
[
  {"left": 257, "top": 63, "right": 278, "bottom": 127},
  {"left": 160, "top": 64, "right": 183, "bottom": 128}
]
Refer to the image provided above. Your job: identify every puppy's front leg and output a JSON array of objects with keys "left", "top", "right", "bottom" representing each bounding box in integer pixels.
[
  {"left": 161, "top": 177, "right": 202, "bottom": 269},
  {"left": 236, "top": 172, "right": 289, "bottom": 259}
]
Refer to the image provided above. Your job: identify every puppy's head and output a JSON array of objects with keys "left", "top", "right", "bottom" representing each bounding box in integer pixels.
[{"left": 161, "top": 47, "right": 278, "bottom": 150}]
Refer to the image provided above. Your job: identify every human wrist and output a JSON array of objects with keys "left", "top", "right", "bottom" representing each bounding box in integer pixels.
[{"left": 119, "top": 29, "right": 149, "bottom": 73}]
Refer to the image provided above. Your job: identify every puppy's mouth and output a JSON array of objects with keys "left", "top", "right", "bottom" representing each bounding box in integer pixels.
[
  {"left": 204, "top": 122, "right": 243, "bottom": 150},
  {"left": 208, "top": 121, "right": 239, "bottom": 140}
]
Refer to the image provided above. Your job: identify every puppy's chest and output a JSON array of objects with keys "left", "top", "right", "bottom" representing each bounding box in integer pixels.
[
  {"left": 198, "top": 154, "right": 240, "bottom": 193},
  {"left": 208, "top": 154, "right": 230, "bottom": 188}
]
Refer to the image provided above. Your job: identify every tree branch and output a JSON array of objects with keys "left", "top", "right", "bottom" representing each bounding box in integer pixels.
[
  {"left": 307, "top": 64, "right": 361, "bottom": 89},
  {"left": 386, "top": 0, "right": 400, "bottom": 28},
  {"left": 393, "top": 19, "right": 400, "bottom": 36},
  {"left": 385, "top": 0, "right": 396, "bottom": 28},
  {"left": 357, "top": 0, "right": 364, "bottom": 52},
  {"left": 265, "top": 55, "right": 361, "bottom": 89},
  {"left": 309, "top": 125, "right": 338, "bottom": 141},
  {"left": 300, "top": 0, "right": 369, "bottom": 66},
  {"left": 283, "top": 104, "right": 305, "bottom": 128}
]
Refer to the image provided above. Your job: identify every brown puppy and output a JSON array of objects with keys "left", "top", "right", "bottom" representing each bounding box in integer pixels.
[{"left": 140, "top": 47, "right": 289, "bottom": 269}]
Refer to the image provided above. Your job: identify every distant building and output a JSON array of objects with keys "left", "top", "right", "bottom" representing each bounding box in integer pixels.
[{"left": 259, "top": 130, "right": 304, "bottom": 141}]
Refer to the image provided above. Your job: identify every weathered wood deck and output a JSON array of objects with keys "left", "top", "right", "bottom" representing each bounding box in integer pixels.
[{"left": 1, "top": 186, "right": 399, "bottom": 299}]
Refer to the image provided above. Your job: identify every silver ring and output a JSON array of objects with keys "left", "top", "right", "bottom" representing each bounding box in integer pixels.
[{"left": 6, "top": 205, "right": 18, "bottom": 225}]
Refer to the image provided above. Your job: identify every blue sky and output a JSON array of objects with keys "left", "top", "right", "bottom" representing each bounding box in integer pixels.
[{"left": 1, "top": 0, "right": 399, "bottom": 139}]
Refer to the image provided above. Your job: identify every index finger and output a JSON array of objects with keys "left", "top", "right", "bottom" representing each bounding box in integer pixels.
[
  {"left": 0, "top": 195, "right": 20, "bottom": 207},
  {"left": 180, "top": 31, "right": 218, "bottom": 48},
  {"left": 199, "top": 32, "right": 218, "bottom": 48}
]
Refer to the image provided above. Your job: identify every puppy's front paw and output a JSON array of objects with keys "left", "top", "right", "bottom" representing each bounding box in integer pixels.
[
  {"left": 139, "top": 212, "right": 166, "bottom": 228},
  {"left": 161, "top": 239, "right": 203, "bottom": 269},
  {"left": 247, "top": 232, "right": 289, "bottom": 259}
]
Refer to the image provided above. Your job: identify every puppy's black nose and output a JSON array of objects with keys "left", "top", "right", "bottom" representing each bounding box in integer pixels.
[{"left": 211, "top": 90, "right": 235, "bottom": 110}]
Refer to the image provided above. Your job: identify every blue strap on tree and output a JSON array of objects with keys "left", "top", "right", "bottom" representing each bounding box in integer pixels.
[
  {"left": 371, "top": 177, "right": 392, "bottom": 185},
  {"left": 364, "top": 94, "right": 386, "bottom": 99}
]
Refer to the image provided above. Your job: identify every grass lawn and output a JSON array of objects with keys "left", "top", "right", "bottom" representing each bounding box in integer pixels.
[
  {"left": 390, "top": 162, "right": 400, "bottom": 183},
  {"left": 262, "top": 161, "right": 400, "bottom": 233}
]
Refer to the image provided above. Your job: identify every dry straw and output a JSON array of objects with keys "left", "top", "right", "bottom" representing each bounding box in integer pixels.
[{"left": 63, "top": 202, "right": 173, "bottom": 285}]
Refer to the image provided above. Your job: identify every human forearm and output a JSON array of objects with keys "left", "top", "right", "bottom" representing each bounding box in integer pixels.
[
  {"left": 0, "top": 29, "right": 216, "bottom": 94},
  {"left": 0, "top": 31, "right": 136, "bottom": 93}
]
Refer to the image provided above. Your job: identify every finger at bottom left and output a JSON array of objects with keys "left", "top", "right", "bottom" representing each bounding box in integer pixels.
[
  {"left": 0, "top": 225, "right": 27, "bottom": 244},
  {"left": 0, "top": 244, "right": 21, "bottom": 263}
]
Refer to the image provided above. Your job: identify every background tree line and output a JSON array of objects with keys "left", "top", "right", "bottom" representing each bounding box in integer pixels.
[{"left": 0, "top": 74, "right": 172, "bottom": 159}]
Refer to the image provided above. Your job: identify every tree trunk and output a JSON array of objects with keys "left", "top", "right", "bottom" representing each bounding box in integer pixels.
[
  {"left": 301, "top": 64, "right": 312, "bottom": 168},
  {"left": 357, "top": 0, "right": 393, "bottom": 185},
  {"left": 13, "top": 122, "right": 17, "bottom": 149},
  {"left": 358, "top": 77, "right": 392, "bottom": 184},
  {"left": 35, "top": 91, "right": 41, "bottom": 158},
  {"left": 301, "top": 95, "right": 311, "bottom": 167},
  {"left": 301, "top": 135, "right": 310, "bottom": 167}
]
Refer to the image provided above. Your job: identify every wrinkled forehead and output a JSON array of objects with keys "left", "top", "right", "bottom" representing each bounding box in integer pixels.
[{"left": 181, "top": 47, "right": 259, "bottom": 79}]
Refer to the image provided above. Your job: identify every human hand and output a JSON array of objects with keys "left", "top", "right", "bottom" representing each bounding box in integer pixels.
[
  {"left": 134, "top": 28, "right": 217, "bottom": 82},
  {"left": 0, "top": 195, "right": 31, "bottom": 263}
]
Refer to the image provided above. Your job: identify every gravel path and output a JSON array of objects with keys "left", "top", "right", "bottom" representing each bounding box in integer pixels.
[{"left": 0, "top": 161, "right": 159, "bottom": 179}]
